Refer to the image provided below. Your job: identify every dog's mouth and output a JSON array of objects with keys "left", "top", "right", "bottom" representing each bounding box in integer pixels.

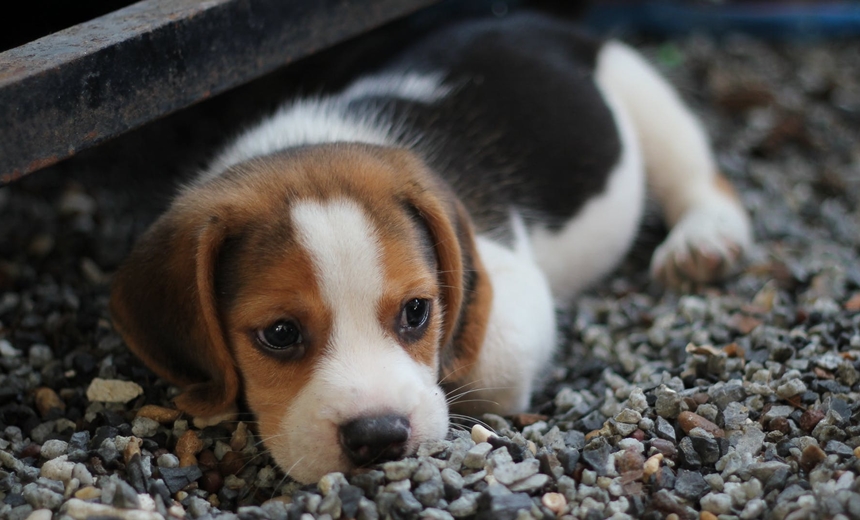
[{"left": 338, "top": 413, "right": 413, "bottom": 467}]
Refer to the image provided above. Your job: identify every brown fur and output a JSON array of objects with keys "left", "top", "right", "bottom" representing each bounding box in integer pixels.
[{"left": 110, "top": 144, "right": 493, "bottom": 421}]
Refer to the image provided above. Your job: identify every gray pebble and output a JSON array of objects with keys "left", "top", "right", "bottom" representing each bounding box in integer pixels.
[
  {"left": 447, "top": 491, "right": 478, "bottom": 518},
  {"left": 615, "top": 409, "right": 642, "bottom": 424},
  {"left": 763, "top": 405, "right": 794, "bottom": 422},
  {"left": 709, "top": 380, "right": 747, "bottom": 410},
  {"left": 441, "top": 468, "right": 464, "bottom": 492},
  {"left": 131, "top": 417, "right": 159, "bottom": 438},
  {"left": 22, "top": 482, "right": 63, "bottom": 510},
  {"left": 655, "top": 385, "right": 682, "bottom": 419},
  {"left": 493, "top": 459, "right": 539, "bottom": 486},
  {"left": 462, "top": 443, "right": 493, "bottom": 470},
  {"left": 461, "top": 470, "right": 486, "bottom": 487},
  {"left": 674, "top": 469, "right": 708, "bottom": 500},
  {"left": 417, "top": 440, "right": 451, "bottom": 459},
  {"left": 29, "top": 422, "right": 55, "bottom": 445},
  {"left": 748, "top": 461, "right": 790, "bottom": 482},
  {"left": 655, "top": 416, "right": 676, "bottom": 442},
  {"left": 385, "top": 479, "right": 411, "bottom": 493},
  {"left": 776, "top": 379, "right": 807, "bottom": 398},
  {"left": 7, "top": 504, "right": 33, "bottom": 520},
  {"left": 187, "top": 496, "right": 211, "bottom": 517},
  {"left": 28, "top": 345, "right": 53, "bottom": 368},
  {"left": 414, "top": 479, "right": 444, "bottom": 507},
  {"left": 393, "top": 490, "right": 422, "bottom": 515},
  {"left": 730, "top": 425, "right": 766, "bottom": 456},
  {"left": 420, "top": 507, "right": 454, "bottom": 520},
  {"left": 357, "top": 497, "right": 379, "bottom": 520},
  {"left": 319, "top": 492, "right": 342, "bottom": 518},
  {"left": 723, "top": 402, "right": 750, "bottom": 430},
  {"left": 72, "top": 463, "right": 93, "bottom": 487},
  {"left": 508, "top": 473, "right": 549, "bottom": 493},
  {"left": 413, "top": 460, "right": 441, "bottom": 483}
]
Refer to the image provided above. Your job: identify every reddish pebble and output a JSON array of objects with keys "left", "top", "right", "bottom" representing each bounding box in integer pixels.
[
  {"left": 678, "top": 411, "right": 725, "bottom": 438},
  {"left": 845, "top": 292, "right": 860, "bottom": 312},
  {"left": 631, "top": 429, "right": 646, "bottom": 442},
  {"left": 799, "top": 409, "right": 825, "bottom": 431},
  {"left": 219, "top": 450, "right": 246, "bottom": 476},
  {"left": 200, "top": 470, "right": 223, "bottom": 494},
  {"left": 768, "top": 417, "right": 791, "bottom": 434},
  {"left": 616, "top": 448, "right": 645, "bottom": 474},
  {"left": 512, "top": 413, "right": 549, "bottom": 428},
  {"left": 19, "top": 443, "right": 41, "bottom": 459},
  {"left": 693, "top": 393, "right": 709, "bottom": 405},
  {"left": 34, "top": 387, "right": 65, "bottom": 418},
  {"left": 198, "top": 449, "right": 218, "bottom": 471},
  {"left": 650, "top": 439, "right": 677, "bottom": 459},
  {"left": 800, "top": 444, "right": 826, "bottom": 472}
]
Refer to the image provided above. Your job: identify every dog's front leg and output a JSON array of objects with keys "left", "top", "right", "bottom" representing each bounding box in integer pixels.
[{"left": 446, "top": 226, "right": 557, "bottom": 417}]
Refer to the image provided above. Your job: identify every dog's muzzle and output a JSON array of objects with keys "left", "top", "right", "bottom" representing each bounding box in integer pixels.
[{"left": 339, "top": 414, "right": 411, "bottom": 467}]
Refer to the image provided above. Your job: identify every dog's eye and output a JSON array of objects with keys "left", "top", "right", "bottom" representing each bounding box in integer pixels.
[
  {"left": 400, "top": 298, "right": 430, "bottom": 331},
  {"left": 257, "top": 320, "right": 302, "bottom": 350}
]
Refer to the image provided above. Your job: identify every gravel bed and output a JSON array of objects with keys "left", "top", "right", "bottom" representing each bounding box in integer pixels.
[{"left": 2, "top": 30, "right": 860, "bottom": 520}]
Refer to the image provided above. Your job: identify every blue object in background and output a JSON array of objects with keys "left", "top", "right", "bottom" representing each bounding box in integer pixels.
[{"left": 584, "top": 1, "right": 860, "bottom": 39}]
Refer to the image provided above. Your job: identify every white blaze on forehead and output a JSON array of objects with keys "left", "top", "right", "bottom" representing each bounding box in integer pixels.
[
  {"left": 270, "top": 198, "right": 449, "bottom": 482},
  {"left": 291, "top": 199, "right": 384, "bottom": 324}
]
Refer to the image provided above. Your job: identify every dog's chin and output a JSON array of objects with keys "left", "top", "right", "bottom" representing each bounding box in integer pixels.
[{"left": 265, "top": 424, "right": 446, "bottom": 485}]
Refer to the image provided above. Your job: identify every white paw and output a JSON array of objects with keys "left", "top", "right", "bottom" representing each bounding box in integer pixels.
[{"left": 651, "top": 201, "right": 753, "bottom": 287}]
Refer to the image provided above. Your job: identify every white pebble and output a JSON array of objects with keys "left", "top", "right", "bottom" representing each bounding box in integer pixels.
[
  {"left": 581, "top": 469, "right": 597, "bottom": 486},
  {"left": 26, "top": 509, "right": 53, "bottom": 520},
  {"left": 131, "top": 417, "right": 159, "bottom": 438},
  {"left": 85, "top": 378, "right": 143, "bottom": 404},
  {"left": 700, "top": 493, "right": 733, "bottom": 515},
  {"left": 541, "top": 492, "right": 566, "bottom": 514},
  {"left": 617, "top": 438, "right": 644, "bottom": 453},
  {"left": 40, "top": 439, "right": 68, "bottom": 460},
  {"left": 214, "top": 440, "right": 232, "bottom": 460},
  {"left": 471, "top": 424, "right": 494, "bottom": 444},
  {"left": 41, "top": 455, "right": 74, "bottom": 483},
  {"left": 740, "top": 498, "right": 767, "bottom": 520},
  {"left": 157, "top": 454, "right": 180, "bottom": 468}
]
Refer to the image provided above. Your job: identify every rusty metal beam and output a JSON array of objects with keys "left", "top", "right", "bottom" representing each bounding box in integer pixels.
[{"left": 0, "top": 0, "right": 440, "bottom": 183}]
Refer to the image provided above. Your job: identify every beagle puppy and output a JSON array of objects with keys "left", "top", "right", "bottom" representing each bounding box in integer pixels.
[{"left": 110, "top": 13, "right": 752, "bottom": 483}]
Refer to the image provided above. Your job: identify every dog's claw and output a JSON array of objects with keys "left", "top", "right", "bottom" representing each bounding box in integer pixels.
[{"left": 651, "top": 204, "right": 752, "bottom": 288}]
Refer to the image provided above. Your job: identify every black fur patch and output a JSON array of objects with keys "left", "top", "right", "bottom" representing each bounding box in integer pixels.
[{"left": 345, "top": 12, "right": 622, "bottom": 234}]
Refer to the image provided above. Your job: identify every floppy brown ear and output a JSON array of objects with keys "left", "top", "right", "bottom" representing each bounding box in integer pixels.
[
  {"left": 407, "top": 188, "right": 493, "bottom": 385},
  {"left": 109, "top": 201, "right": 240, "bottom": 418}
]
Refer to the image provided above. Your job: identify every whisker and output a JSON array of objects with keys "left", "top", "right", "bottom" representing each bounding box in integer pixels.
[
  {"left": 443, "top": 377, "right": 485, "bottom": 396},
  {"left": 446, "top": 385, "right": 513, "bottom": 404}
]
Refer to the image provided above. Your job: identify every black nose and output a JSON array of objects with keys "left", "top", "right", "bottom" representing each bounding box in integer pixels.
[{"left": 339, "top": 414, "right": 411, "bottom": 466}]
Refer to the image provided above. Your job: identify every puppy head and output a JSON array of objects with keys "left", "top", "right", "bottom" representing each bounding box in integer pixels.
[{"left": 110, "top": 144, "right": 491, "bottom": 483}]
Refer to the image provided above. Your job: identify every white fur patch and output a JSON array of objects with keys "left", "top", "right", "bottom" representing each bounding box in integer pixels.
[
  {"left": 201, "top": 72, "right": 450, "bottom": 180},
  {"left": 454, "top": 213, "right": 556, "bottom": 415},
  {"left": 596, "top": 41, "right": 752, "bottom": 285},
  {"left": 341, "top": 72, "right": 452, "bottom": 104},
  {"left": 268, "top": 199, "right": 448, "bottom": 483},
  {"left": 529, "top": 84, "right": 646, "bottom": 301}
]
